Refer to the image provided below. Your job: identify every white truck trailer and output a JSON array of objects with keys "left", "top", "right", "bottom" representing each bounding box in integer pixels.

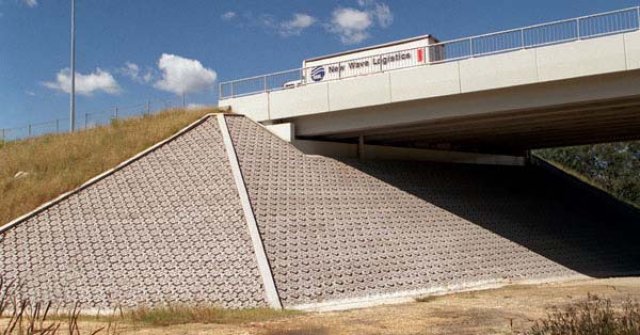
[{"left": 300, "top": 34, "right": 440, "bottom": 85}]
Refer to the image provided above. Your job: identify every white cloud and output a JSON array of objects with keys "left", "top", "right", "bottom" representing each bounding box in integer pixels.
[
  {"left": 119, "top": 62, "right": 154, "bottom": 83},
  {"left": 120, "top": 62, "right": 139, "bottom": 79},
  {"left": 279, "top": 13, "right": 316, "bottom": 36},
  {"left": 329, "top": 7, "right": 372, "bottom": 44},
  {"left": 221, "top": 11, "right": 236, "bottom": 20},
  {"left": 25, "top": 90, "right": 36, "bottom": 96},
  {"left": 370, "top": 2, "right": 393, "bottom": 27},
  {"left": 22, "top": 0, "right": 37, "bottom": 7},
  {"left": 142, "top": 71, "right": 153, "bottom": 83},
  {"left": 43, "top": 68, "right": 121, "bottom": 96},
  {"left": 154, "top": 54, "right": 217, "bottom": 95},
  {"left": 186, "top": 103, "right": 206, "bottom": 110},
  {"left": 225, "top": 11, "right": 316, "bottom": 38},
  {"left": 328, "top": 1, "right": 393, "bottom": 44}
]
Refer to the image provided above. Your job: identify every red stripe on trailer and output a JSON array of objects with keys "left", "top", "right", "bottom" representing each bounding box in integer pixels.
[{"left": 417, "top": 48, "right": 424, "bottom": 63}]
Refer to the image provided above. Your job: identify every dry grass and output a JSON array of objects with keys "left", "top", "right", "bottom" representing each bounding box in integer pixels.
[
  {"left": 0, "top": 277, "right": 120, "bottom": 334},
  {"left": 262, "top": 326, "right": 331, "bottom": 335},
  {"left": 4, "top": 277, "right": 640, "bottom": 334},
  {"left": 0, "top": 108, "right": 216, "bottom": 226},
  {"left": 127, "top": 304, "right": 300, "bottom": 327},
  {"left": 527, "top": 294, "right": 640, "bottom": 335}
]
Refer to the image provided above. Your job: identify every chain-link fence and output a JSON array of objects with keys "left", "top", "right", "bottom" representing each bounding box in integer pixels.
[{"left": 0, "top": 98, "right": 185, "bottom": 143}]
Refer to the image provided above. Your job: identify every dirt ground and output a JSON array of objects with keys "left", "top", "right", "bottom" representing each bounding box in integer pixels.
[{"left": 5, "top": 277, "right": 640, "bottom": 335}]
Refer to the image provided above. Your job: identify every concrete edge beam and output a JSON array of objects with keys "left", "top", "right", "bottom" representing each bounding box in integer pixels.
[
  {"left": 216, "top": 114, "right": 283, "bottom": 309},
  {"left": 290, "top": 274, "right": 592, "bottom": 312}
]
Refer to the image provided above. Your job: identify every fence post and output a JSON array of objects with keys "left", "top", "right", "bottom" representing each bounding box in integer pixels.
[
  {"left": 263, "top": 75, "right": 268, "bottom": 92},
  {"left": 28, "top": 124, "right": 32, "bottom": 137},
  {"left": 470, "top": 37, "right": 474, "bottom": 57},
  {"left": 146, "top": 100, "right": 150, "bottom": 115},
  {"left": 576, "top": 18, "right": 581, "bottom": 39},
  {"left": 84, "top": 113, "right": 88, "bottom": 128},
  {"left": 114, "top": 107, "right": 118, "bottom": 120},
  {"left": 521, "top": 28, "right": 525, "bottom": 49}
]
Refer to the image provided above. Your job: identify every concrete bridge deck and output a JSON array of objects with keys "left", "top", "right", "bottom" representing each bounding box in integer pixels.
[{"left": 220, "top": 10, "right": 640, "bottom": 154}]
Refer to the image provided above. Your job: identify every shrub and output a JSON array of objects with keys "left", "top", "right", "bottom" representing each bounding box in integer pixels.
[
  {"left": 536, "top": 141, "right": 640, "bottom": 208},
  {"left": 526, "top": 294, "right": 640, "bottom": 335}
]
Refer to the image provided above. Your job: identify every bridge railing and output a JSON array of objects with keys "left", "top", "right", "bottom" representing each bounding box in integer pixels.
[{"left": 219, "top": 6, "right": 640, "bottom": 99}]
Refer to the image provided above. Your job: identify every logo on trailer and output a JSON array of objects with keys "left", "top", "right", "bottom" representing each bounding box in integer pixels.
[{"left": 311, "top": 66, "right": 325, "bottom": 82}]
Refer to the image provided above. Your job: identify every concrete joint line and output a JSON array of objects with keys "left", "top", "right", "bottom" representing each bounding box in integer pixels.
[{"left": 216, "top": 114, "right": 282, "bottom": 309}]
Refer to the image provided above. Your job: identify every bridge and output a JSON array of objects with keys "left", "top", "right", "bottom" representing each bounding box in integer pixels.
[
  {"left": 2, "top": 7, "right": 640, "bottom": 314},
  {"left": 219, "top": 7, "right": 640, "bottom": 158}
]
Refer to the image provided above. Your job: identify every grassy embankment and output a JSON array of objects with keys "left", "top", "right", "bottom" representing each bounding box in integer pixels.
[
  {"left": 535, "top": 141, "right": 640, "bottom": 209},
  {"left": 0, "top": 108, "right": 216, "bottom": 226}
]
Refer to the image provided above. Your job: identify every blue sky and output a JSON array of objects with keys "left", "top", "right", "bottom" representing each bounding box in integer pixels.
[{"left": 1, "top": 0, "right": 638, "bottom": 130}]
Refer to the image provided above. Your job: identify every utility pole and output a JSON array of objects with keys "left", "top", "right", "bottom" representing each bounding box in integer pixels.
[{"left": 69, "top": 0, "right": 76, "bottom": 131}]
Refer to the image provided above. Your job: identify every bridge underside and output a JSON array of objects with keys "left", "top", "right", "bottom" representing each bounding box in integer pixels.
[
  {"left": 293, "top": 71, "right": 640, "bottom": 155},
  {"left": 308, "top": 96, "right": 640, "bottom": 155}
]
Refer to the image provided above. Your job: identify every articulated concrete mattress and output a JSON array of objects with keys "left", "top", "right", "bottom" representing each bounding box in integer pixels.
[
  {"left": 0, "top": 118, "right": 267, "bottom": 308},
  {"left": 225, "top": 116, "right": 640, "bottom": 308},
  {"left": 1, "top": 114, "right": 639, "bottom": 309}
]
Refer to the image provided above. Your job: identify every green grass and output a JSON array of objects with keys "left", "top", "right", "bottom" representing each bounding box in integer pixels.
[
  {"left": 0, "top": 108, "right": 216, "bottom": 226},
  {"left": 535, "top": 141, "right": 640, "bottom": 208},
  {"left": 535, "top": 155, "right": 640, "bottom": 210},
  {"left": 127, "top": 305, "right": 301, "bottom": 327}
]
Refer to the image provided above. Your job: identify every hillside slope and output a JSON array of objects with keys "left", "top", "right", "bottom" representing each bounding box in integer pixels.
[
  {"left": 0, "top": 108, "right": 215, "bottom": 225},
  {"left": 536, "top": 141, "right": 640, "bottom": 208}
]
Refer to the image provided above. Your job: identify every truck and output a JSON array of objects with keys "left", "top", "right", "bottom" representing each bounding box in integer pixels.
[{"left": 298, "top": 34, "right": 441, "bottom": 85}]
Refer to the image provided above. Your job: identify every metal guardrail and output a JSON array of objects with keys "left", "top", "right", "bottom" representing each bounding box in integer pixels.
[
  {"left": 219, "top": 6, "right": 640, "bottom": 99},
  {"left": 0, "top": 98, "right": 183, "bottom": 142}
]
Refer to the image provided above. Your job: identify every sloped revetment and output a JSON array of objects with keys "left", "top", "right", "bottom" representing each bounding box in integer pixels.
[
  {"left": 0, "top": 116, "right": 267, "bottom": 308},
  {"left": 225, "top": 115, "right": 640, "bottom": 309},
  {"left": 1, "top": 113, "right": 639, "bottom": 310}
]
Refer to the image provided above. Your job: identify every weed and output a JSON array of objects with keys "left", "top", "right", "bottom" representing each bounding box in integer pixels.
[
  {"left": 526, "top": 294, "right": 640, "bottom": 335},
  {"left": 0, "top": 277, "right": 119, "bottom": 334},
  {"left": 127, "top": 304, "right": 300, "bottom": 327}
]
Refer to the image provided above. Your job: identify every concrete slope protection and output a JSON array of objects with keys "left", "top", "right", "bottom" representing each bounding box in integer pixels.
[
  {"left": 1, "top": 114, "right": 639, "bottom": 310},
  {"left": 225, "top": 115, "right": 640, "bottom": 309},
  {"left": 0, "top": 116, "right": 268, "bottom": 308}
]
